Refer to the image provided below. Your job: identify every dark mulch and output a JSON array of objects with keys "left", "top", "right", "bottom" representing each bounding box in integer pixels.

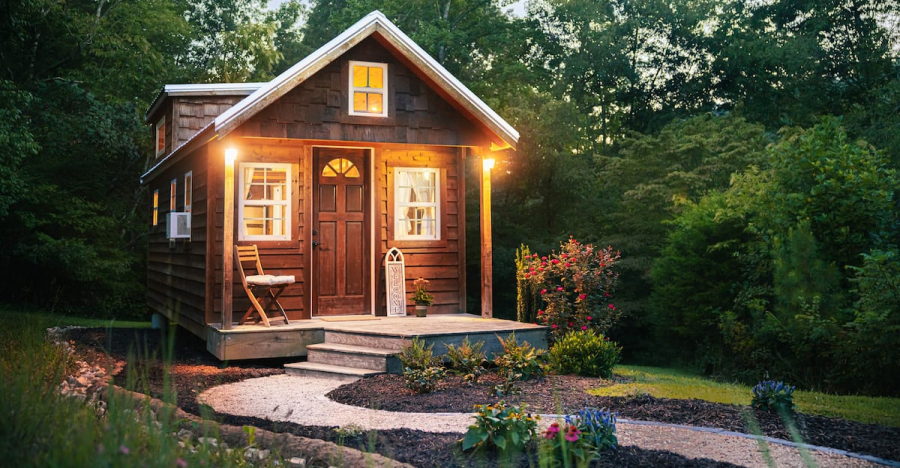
[
  {"left": 65, "top": 327, "right": 900, "bottom": 467},
  {"left": 329, "top": 373, "right": 900, "bottom": 462}
]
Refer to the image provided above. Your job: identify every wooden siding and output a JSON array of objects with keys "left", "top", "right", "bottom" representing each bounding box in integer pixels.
[
  {"left": 375, "top": 147, "right": 466, "bottom": 315},
  {"left": 209, "top": 142, "right": 310, "bottom": 323},
  {"left": 146, "top": 146, "right": 209, "bottom": 337},
  {"left": 234, "top": 38, "right": 491, "bottom": 148},
  {"left": 173, "top": 96, "right": 245, "bottom": 148}
]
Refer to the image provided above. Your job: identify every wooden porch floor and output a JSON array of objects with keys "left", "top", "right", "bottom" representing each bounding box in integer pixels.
[{"left": 206, "top": 314, "right": 547, "bottom": 361}]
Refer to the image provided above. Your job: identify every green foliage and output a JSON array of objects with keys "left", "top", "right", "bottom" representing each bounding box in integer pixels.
[
  {"left": 444, "top": 337, "right": 486, "bottom": 384},
  {"left": 538, "top": 422, "right": 594, "bottom": 468},
  {"left": 402, "top": 366, "right": 446, "bottom": 394},
  {"left": 397, "top": 338, "right": 438, "bottom": 370},
  {"left": 461, "top": 401, "right": 539, "bottom": 453},
  {"left": 516, "top": 244, "right": 542, "bottom": 324},
  {"left": 751, "top": 381, "right": 796, "bottom": 413},
  {"left": 493, "top": 332, "right": 546, "bottom": 381},
  {"left": 549, "top": 330, "right": 621, "bottom": 378},
  {"left": 520, "top": 238, "right": 622, "bottom": 339},
  {"left": 412, "top": 278, "right": 434, "bottom": 306}
]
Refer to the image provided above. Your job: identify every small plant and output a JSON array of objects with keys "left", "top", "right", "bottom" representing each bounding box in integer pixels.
[
  {"left": 548, "top": 330, "right": 621, "bottom": 378},
  {"left": 565, "top": 406, "right": 618, "bottom": 453},
  {"left": 461, "top": 401, "right": 539, "bottom": 453},
  {"left": 493, "top": 332, "right": 546, "bottom": 381},
  {"left": 538, "top": 422, "right": 594, "bottom": 468},
  {"left": 491, "top": 372, "right": 522, "bottom": 397},
  {"left": 751, "top": 380, "right": 796, "bottom": 413},
  {"left": 403, "top": 365, "right": 446, "bottom": 394},
  {"left": 397, "top": 337, "right": 438, "bottom": 369},
  {"left": 444, "top": 337, "right": 487, "bottom": 384},
  {"left": 412, "top": 277, "right": 434, "bottom": 306}
]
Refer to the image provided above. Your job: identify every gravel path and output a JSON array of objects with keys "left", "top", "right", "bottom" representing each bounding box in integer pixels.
[{"left": 200, "top": 374, "right": 880, "bottom": 468}]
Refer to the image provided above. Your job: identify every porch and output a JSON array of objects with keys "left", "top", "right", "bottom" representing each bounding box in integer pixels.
[{"left": 206, "top": 314, "right": 547, "bottom": 365}]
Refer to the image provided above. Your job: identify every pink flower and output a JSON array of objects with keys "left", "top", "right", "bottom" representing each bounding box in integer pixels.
[
  {"left": 556, "top": 286, "right": 564, "bottom": 292},
  {"left": 578, "top": 294, "right": 586, "bottom": 300},
  {"left": 537, "top": 310, "right": 544, "bottom": 315},
  {"left": 533, "top": 253, "right": 539, "bottom": 258},
  {"left": 540, "top": 289, "right": 547, "bottom": 295},
  {"left": 551, "top": 259, "right": 560, "bottom": 264},
  {"left": 568, "top": 322, "right": 573, "bottom": 327},
  {"left": 544, "top": 422, "right": 560, "bottom": 439},
  {"left": 120, "top": 445, "right": 130, "bottom": 455},
  {"left": 561, "top": 254, "right": 568, "bottom": 259},
  {"left": 581, "top": 326, "right": 587, "bottom": 330},
  {"left": 552, "top": 324, "right": 558, "bottom": 329},
  {"left": 565, "top": 262, "right": 571, "bottom": 267},
  {"left": 176, "top": 459, "right": 188, "bottom": 468},
  {"left": 541, "top": 256, "right": 548, "bottom": 261},
  {"left": 605, "top": 292, "right": 610, "bottom": 297},
  {"left": 587, "top": 316, "right": 592, "bottom": 320},
  {"left": 538, "top": 267, "right": 544, "bottom": 272},
  {"left": 529, "top": 266, "right": 535, "bottom": 271},
  {"left": 608, "top": 303, "right": 616, "bottom": 310},
  {"left": 541, "top": 262, "right": 548, "bottom": 267},
  {"left": 565, "top": 426, "right": 580, "bottom": 442}
]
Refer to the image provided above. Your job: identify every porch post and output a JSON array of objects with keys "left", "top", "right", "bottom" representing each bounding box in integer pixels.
[
  {"left": 222, "top": 147, "right": 237, "bottom": 330},
  {"left": 480, "top": 153, "right": 494, "bottom": 318}
]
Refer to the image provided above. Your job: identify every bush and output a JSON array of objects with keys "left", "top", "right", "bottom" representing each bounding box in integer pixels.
[
  {"left": 517, "top": 238, "right": 621, "bottom": 339},
  {"left": 493, "top": 332, "right": 546, "bottom": 381},
  {"left": 398, "top": 337, "right": 438, "bottom": 370},
  {"left": 539, "top": 406, "right": 617, "bottom": 467},
  {"left": 548, "top": 330, "right": 621, "bottom": 378},
  {"left": 461, "top": 401, "right": 539, "bottom": 453},
  {"left": 402, "top": 366, "right": 446, "bottom": 394},
  {"left": 566, "top": 406, "right": 618, "bottom": 452},
  {"left": 751, "top": 380, "right": 796, "bottom": 413},
  {"left": 444, "top": 337, "right": 486, "bottom": 384}
]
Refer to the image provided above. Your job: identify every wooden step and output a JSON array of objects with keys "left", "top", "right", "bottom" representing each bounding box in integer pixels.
[
  {"left": 324, "top": 331, "right": 407, "bottom": 351},
  {"left": 284, "top": 362, "right": 383, "bottom": 380},
  {"left": 307, "top": 343, "right": 402, "bottom": 373}
]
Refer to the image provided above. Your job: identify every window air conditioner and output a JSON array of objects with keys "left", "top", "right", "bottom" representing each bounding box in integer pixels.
[{"left": 166, "top": 212, "right": 191, "bottom": 239}]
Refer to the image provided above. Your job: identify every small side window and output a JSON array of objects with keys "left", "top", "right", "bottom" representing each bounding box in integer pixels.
[
  {"left": 394, "top": 167, "right": 440, "bottom": 240},
  {"left": 152, "top": 190, "right": 159, "bottom": 226},
  {"left": 169, "top": 179, "right": 177, "bottom": 212},
  {"left": 156, "top": 118, "right": 166, "bottom": 157},
  {"left": 184, "top": 171, "right": 193, "bottom": 213}
]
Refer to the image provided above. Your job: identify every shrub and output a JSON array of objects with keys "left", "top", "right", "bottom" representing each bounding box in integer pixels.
[
  {"left": 517, "top": 238, "right": 622, "bottom": 339},
  {"left": 493, "top": 332, "right": 546, "bottom": 381},
  {"left": 548, "top": 330, "right": 621, "bottom": 378},
  {"left": 402, "top": 366, "right": 446, "bottom": 394},
  {"left": 566, "top": 406, "right": 618, "bottom": 452},
  {"left": 444, "top": 337, "right": 486, "bottom": 384},
  {"left": 397, "top": 337, "right": 438, "bottom": 370},
  {"left": 751, "top": 380, "right": 796, "bottom": 413},
  {"left": 538, "top": 422, "right": 594, "bottom": 468},
  {"left": 461, "top": 401, "right": 539, "bottom": 453}
]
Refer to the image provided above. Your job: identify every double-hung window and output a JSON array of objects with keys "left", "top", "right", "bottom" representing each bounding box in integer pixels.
[
  {"left": 238, "top": 163, "right": 291, "bottom": 241},
  {"left": 394, "top": 168, "right": 439, "bottom": 240},
  {"left": 349, "top": 61, "right": 388, "bottom": 117},
  {"left": 152, "top": 190, "right": 159, "bottom": 226},
  {"left": 169, "top": 179, "right": 177, "bottom": 211},
  {"left": 156, "top": 118, "right": 166, "bottom": 157}
]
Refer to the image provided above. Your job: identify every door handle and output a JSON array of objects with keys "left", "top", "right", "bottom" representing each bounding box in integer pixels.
[{"left": 312, "top": 241, "right": 319, "bottom": 248}]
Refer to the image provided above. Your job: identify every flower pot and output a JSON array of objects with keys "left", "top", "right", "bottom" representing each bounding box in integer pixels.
[{"left": 415, "top": 305, "right": 428, "bottom": 317}]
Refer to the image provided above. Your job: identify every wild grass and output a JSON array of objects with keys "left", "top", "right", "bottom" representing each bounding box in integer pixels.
[
  {"left": 0, "top": 308, "right": 288, "bottom": 467},
  {"left": 590, "top": 365, "right": 900, "bottom": 427}
]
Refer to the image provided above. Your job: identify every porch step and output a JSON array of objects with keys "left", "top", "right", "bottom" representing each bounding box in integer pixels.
[
  {"left": 307, "top": 343, "right": 402, "bottom": 373},
  {"left": 283, "top": 362, "right": 383, "bottom": 380},
  {"left": 323, "top": 330, "right": 407, "bottom": 351}
]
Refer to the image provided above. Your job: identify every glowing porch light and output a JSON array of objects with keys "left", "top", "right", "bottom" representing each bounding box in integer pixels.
[
  {"left": 225, "top": 148, "right": 238, "bottom": 164},
  {"left": 483, "top": 158, "right": 495, "bottom": 170}
]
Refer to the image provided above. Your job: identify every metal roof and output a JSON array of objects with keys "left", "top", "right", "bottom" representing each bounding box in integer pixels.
[
  {"left": 214, "top": 10, "right": 519, "bottom": 148},
  {"left": 145, "top": 83, "right": 265, "bottom": 122}
]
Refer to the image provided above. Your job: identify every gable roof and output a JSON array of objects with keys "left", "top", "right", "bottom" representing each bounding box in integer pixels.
[
  {"left": 214, "top": 10, "right": 518, "bottom": 149},
  {"left": 145, "top": 83, "right": 265, "bottom": 123}
]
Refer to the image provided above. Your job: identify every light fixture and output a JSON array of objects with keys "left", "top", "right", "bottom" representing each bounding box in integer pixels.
[
  {"left": 225, "top": 148, "right": 237, "bottom": 164},
  {"left": 483, "top": 158, "right": 495, "bottom": 170}
]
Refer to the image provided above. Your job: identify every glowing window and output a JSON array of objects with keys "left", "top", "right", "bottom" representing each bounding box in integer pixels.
[
  {"left": 238, "top": 163, "right": 291, "bottom": 241},
  {"left": 322, "top": 158, "right": 360, "bottom": 178},
  {"left": 349, "top": 61, "right": 388, "bottom": 117},
  {"left": 394, "top": 168, "right": 439, "bottom": 240},
  {"left": 152, "top": 190, "right": 159, "bottom": 226},
  {"left": 156, "top": 118, "right": 166, "bottom": 157},
  {"left": 184, "top": 171, "right": 193, "bottom": 213},
  {"left": 169, "top": 179, "right": 177, "bottom": 211}
]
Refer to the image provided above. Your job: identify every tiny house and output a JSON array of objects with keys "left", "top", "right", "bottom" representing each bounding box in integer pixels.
[{"left": 141, "top": 11, "right": 530, "bottom": 361}]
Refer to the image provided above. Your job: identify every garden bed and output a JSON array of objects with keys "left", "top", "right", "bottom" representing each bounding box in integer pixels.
[{"left": 66, "top": 327, "right": 899, "bottom": 467}]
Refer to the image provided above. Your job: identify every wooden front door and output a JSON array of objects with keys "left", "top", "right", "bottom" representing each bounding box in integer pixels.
[{"left": 312, "top": 148, "right": 369, "bottom": 315}]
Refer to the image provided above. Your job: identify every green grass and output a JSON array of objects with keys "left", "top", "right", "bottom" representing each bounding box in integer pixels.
[
  {"left": 0, "top": 306, "right": 152, "bottom": 329},
  {"left": 589, "top": 365, "right": 900, "bottom": 427}
]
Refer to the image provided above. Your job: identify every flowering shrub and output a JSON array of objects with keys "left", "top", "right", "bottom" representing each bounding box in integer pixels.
[
  {"left": 539, "top": 407, "right": 617, "bottom": 467},
  {"left": 517, "top": 238, "right": 621, "bottom": 339},
  {"left": 444, "top": 337, "right": 487, "bottom": 384},
  {"left": 751, "top": 380, "right": 796, "bottom": 413},
  {"left": 461, "top": 401, "right": 540, "bottom": 453},
  {"left": 548, "top": 330, "right": 621, "bottom": 378}
]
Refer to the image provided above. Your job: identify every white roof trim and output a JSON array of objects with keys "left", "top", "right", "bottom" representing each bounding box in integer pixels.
[
  {"left": 214, "top": 10, "right": 518, "bottom": 147},
  {"left": 140, "top": 121, "right": 215, "bottom": 184},
  {"left": 145, "top": 83, "right": 265, "bottom": 122}
]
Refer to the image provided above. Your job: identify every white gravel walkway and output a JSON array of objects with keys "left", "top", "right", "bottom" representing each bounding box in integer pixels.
[{"left": 200, "top": 374, "right": 885, "bottom": 468}]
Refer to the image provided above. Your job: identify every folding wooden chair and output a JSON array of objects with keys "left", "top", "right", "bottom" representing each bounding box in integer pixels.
[{"left": 234, "top": 245, "right": 293, "bottom": 327}]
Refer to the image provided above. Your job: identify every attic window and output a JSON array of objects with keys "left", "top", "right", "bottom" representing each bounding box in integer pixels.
[
  {"left": 349, "top": 61, "right": 388, "bottom": 117},
  {"left": 155, "top": 118, "right": 166, "bottom": 157}
]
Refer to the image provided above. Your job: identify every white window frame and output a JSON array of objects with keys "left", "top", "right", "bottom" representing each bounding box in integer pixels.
[
  {"left": 184, "top": 171, "right": 193, "bottom": 213},
  {"left": 169, "top": 179, "right": 177, "bottom": 212},
  {"left": 394, "top": 167, "right": 440, "bottom": 240},
  {"left": 155, "top": 118, "right": 166, "bottom": 157},
  {"left": 348, "top": 60, "right": 388, "bottom": 117},
  {"left": 238, "top": 162, "right": 292, "bottom": 241}
]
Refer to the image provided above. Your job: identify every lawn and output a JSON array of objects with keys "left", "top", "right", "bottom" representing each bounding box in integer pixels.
[{"left": 590, "top": 365, "right": 900, "bottom": 427}]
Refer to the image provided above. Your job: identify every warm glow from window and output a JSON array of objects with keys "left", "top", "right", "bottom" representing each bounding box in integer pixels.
[
  {"left": 238, "top": 163, "right": 291, "bottom": 241},
  {"left": 394, "top": 168, "right": 440, "bottom": 240},
  {"left": 349, "top": 61, "right": 387, "bottom": 117},
  {"left": 184, "top": 171, "right": 193, "bottom": 213},
  {"left": 155, "top": 119, "right": 166, "bottom": 157},
  {"left": 169, "top": 179, "right": 177, "bottom": 211},
  {"left": 152, "top": 190, "right": 159, "bottom": 226},
  {"left": 322, "top": 158, "right": 360, "bottom": 178}
]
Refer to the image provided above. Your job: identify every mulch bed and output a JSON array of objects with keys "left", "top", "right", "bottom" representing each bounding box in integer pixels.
[{"left": 65, "top": 327, "right": 899, "bottom": 467}]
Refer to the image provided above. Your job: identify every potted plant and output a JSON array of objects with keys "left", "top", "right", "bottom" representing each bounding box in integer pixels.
[{"left": 412, "top": 278, "right": 433, "bottom": 317}]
